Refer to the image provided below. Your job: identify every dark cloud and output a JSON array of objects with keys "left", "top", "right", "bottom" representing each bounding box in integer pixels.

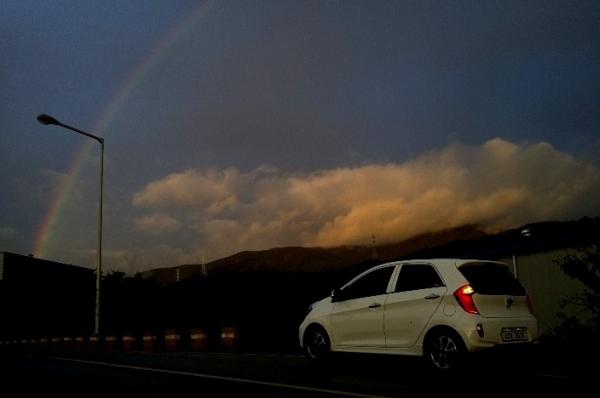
[{"left": 2, "top": 1, "right": 600, "bottom": 271}]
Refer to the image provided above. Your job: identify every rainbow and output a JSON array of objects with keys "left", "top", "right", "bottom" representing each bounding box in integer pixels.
[{"left": 33, "top": 1, "right": 214, "bottom": 259}]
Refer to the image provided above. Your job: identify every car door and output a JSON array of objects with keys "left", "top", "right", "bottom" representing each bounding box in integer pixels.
[
  {"left": 330, "top": 265, "right": 396, "bottom": 347},
  {"left": 384, "top": 263, "right": 447, "bottom": 348}
]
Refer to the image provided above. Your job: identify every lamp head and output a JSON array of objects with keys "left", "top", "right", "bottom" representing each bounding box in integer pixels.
[
  {"left": 520, "top": 228, "right": 532, "bottom": 237},
  {"left": 37, "top": 114, "right": 60, "bottom": 126}
]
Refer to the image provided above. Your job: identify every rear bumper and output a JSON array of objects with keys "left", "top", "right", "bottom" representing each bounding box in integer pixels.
[{"left": 461, "top": 316, "right": 540, "bottom": 352}]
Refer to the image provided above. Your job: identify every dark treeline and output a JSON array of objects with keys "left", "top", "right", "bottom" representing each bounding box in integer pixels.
[
  {"left": 6, "top": 218, "right": 598, "bottom": 350},
  {"left": 0, "top": 256, "right": 377, "bottom": 351},
  {"left": 99, "top": 260, "right": 380, "bottom": 352}
]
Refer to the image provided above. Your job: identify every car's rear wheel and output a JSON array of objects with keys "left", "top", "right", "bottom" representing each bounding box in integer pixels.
[
  {"left": 425, "top": 330, "right": 465, "bottom": 370},
  {"left": 304, "top": 326, "right": 330, "bottom": 362}
]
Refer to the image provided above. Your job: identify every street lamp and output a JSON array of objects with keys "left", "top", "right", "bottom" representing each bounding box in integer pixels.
[
  {"left": 37, "top": 113, "right": 104, "bottom": 336},
  {"left": 512, "top": 227, "right": 533, "bottom": 280}
]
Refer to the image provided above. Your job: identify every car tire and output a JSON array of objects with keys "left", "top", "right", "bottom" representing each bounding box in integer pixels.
[
  {"left": 424, "top": 329, "right": 466, "bottom": 371},
  {"left": 304, "top": 326, "right": 331, "bottom": 362}
]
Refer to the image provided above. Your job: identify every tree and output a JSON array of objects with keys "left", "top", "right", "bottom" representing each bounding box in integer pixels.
[{"left": 554, "top": 243, "right": 600, "bottom": 343}]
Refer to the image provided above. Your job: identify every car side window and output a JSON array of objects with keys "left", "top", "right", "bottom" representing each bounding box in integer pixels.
[
  {"left": 341, "top": 266, "right": 395, "bottom": 300},
  {"left": 395, "top": 264, "right": 444, "bottom": 292}
]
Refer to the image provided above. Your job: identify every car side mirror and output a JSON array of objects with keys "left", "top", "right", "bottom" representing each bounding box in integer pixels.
[{"left": 331, "top": 287, "right": 342, "bottom": 303}]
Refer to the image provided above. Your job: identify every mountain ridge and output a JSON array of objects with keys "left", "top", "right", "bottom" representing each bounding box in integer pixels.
[{"left": 142, "top": 225, "right": 487, "bottom": 282}]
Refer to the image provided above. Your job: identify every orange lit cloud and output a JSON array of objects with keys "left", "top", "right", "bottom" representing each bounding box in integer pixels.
[{"left": 132, "top": 139, "right": 600, "bottom": 260}]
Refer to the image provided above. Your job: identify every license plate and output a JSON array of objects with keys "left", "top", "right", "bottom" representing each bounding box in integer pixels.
[{"left": 501, "top": 327, "right": 528, "bottom": 342}]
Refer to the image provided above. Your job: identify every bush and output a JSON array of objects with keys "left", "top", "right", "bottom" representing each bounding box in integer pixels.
[{"left": 554, "top": 244, "right": 600, "bottom": 348}]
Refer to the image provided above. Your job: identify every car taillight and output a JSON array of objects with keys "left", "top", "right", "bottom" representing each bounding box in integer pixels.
[
  {"left": 526, "top": 292, "right": 534, "bottom": 314},
  {"left": 454, "top": 284, "right": 479, "bottom": 314}
]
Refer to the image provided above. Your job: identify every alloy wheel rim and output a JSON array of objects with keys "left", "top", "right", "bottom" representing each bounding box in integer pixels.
[
  {"left": 307, "top": 331, "right": 327, "bottom": 359},
  {"left": 430, "top": 335, "right": 458, "bottom": 369}
]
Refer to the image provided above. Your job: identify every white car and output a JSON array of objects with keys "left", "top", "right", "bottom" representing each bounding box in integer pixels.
[{"left": 299, "top": 259, "right": 539, "bottom": 370}]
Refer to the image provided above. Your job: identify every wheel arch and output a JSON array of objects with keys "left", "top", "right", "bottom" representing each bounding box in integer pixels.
[
  {"left": 423, "top": 324, "right": 468, "bottom": 370},
  {"left": 302, "top": 322, "right": 332, "bottom": 347},
  {"left": 423, "top": 324, "right": 466, "bottom": 349}
]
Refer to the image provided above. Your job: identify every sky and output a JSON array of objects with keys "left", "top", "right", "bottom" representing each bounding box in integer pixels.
[{"left": 1, "top": 0, "right": 600, "bottom": 273}]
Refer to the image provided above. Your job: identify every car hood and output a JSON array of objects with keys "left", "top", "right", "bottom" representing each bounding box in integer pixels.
[{"left": 309, "top": 296, "right": 333, "bottom": 314}]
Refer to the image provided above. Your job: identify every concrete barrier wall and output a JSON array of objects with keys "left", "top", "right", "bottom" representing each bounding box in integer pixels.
[
  {"left": 0, "top": 327, "right": 242, "bottom": 353},
  {"left": 105, "top": 336, "right": 119, "bottom": 351},
  {"left": 89, "top": 336, "right": 100, "bottom": 350},
  {"left": 220, "top": 327, "right": 239, "bottom": 353},
  {"left": 122, "top": 334, "right": 136, "bottom": 351},
  {"left": 500, "top": 249, "right": 591, "bottom": 333},
  {"left": 142, "top": 332, "right": 157, "bottom": 351},
  {"left": 75, "top": 336, "right": 85, "bottom": 350},
  {"left": 164, "top": 330, "right": 181, "bottom": 351},
  {"left": 190, "top": 328, "right": 208, "bottom": 352}
]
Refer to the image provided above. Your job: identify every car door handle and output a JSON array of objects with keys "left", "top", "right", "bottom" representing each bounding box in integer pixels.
[
  {"left": 424, "top": 294, "right": 440, "bottom": 300},
  {"left": 368, "top": 303, "right": 382, "bottom": 309}
]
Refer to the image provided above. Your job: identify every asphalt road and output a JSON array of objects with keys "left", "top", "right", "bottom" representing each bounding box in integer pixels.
[{"left": 0, "top": 349, "right": 583, "bottom": 397}]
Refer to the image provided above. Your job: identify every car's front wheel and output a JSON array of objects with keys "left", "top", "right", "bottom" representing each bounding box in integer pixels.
[
  {"left": 424, "top": 330, "right": 465, "bottom": 370},
  {"left": 304, "top": 326, "right": 330, "bottom": 362}
]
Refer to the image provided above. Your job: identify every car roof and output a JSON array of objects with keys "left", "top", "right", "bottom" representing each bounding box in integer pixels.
[
  {"left": 377, "top": 258, "right": 509, "bottom": 269},
  {"left": 346, "top": 258, "right": 510, "bottom": 287}
]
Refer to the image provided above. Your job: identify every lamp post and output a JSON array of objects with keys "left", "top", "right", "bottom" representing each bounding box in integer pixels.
[
  {"left": 37, "top": 113, "right": 104, "bottom": 336},
  {"left": 512, "top": 227, "right": 533, "bottom": 280}
]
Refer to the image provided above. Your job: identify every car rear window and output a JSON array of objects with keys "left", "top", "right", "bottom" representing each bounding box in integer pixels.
[{"left": 458, "top": 262, "right": 526, "bottom": 296}]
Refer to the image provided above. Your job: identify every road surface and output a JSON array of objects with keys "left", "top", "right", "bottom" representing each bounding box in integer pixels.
[{"left": 0, "top": 348, "right": 582, "bottom": 396}]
